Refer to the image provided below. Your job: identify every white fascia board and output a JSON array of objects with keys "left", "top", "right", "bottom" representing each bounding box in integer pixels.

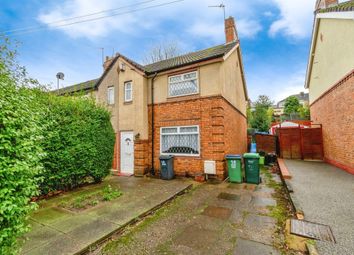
[{"left": 316, "top": 11, "right": 354, "bottom": 20}]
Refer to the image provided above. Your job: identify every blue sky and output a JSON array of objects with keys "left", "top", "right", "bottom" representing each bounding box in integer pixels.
[{"left": 0, "top": 0, "right": 322, "bottom": 102}]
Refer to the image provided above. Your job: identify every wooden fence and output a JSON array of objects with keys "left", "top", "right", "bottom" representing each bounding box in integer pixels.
[{"left": 277, "top": 125, "right": 323, "bottom": 160}]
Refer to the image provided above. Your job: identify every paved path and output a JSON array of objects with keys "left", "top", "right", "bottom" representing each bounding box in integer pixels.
[
  {"left": 285, "top": 160, "right": 354, "bottom": 255},
  {"left": 97, "top": 169, "right": 284, "bottom": 255},
  {"left": 20, "top": 177, "right": 191, "bottom": 255}
]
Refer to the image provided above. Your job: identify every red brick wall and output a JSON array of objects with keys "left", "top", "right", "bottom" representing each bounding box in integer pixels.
[
  {"left": 311, "top": 70, "right": 354, "bottom": 174},
  {"left": 148, "top": 95, "right": 247, "bottom": 179},
  {"left": 134, "top": 139, "right": 150, "bottom": 176}
]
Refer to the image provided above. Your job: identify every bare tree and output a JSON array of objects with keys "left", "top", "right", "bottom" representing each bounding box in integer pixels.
[{"left": 143, "top": 42, "right": 182, "bottom": 64}]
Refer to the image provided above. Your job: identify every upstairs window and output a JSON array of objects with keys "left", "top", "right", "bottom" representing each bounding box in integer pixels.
[
  {"left": 160, "top": 125, "right": 200, "bottom": 156},
  {"left": 168, "top": 71, "right": 198, "bottom": 97},
  {"left": 124, "top": 81, "right": 133, "bottom": 102},
  {"left": 107, "top": 86, "right": 114, "bottom": 105}
]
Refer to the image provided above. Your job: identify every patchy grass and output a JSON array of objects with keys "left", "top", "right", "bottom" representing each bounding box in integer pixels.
[
  {"left": 58, "top": 185, "right": 122, "bottom": 211},
  {"left": 261, "top": 166, "right": 301, "bottom": 255}
]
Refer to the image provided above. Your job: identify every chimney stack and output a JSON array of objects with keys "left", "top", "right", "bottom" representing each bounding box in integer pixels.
[
  {"left": 315, "top": 0, "right": 338, "bottom": 11},
  {"left": 103, "top": 56, "right": 114, "bottom": 71},
  {"left": 225, "top": 16, "right": 238, "bottom": 44}
]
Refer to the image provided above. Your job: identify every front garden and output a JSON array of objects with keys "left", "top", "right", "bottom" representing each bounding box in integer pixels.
[{"left": 0, "top": 39, "right": 115, "bottom": 254}]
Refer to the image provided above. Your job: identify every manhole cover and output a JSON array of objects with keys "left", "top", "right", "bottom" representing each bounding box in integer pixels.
[
  {"left": 202, "top": 206, "right": 232, "bottom": 220},
  {"left": 290, "top": 219, "right": 336, "bottom": 243},
  {"left": 217, "top": 192, "right": 240, "bottom": 201}
]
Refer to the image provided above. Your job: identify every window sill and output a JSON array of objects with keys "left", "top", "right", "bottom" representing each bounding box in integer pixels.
[
  {"left": 166, "top": 93, "right": 200, "bottom": 102},
  {"left": 123, "top": 101, "right": 133, "bottom": 105},
  {"left": 160, "top": 153, "right": 201, "bottom": 158}
]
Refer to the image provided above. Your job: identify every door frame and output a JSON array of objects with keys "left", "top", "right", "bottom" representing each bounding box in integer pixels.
[{"left": 120, "top": 131, "right": 134, "bottom": 174}]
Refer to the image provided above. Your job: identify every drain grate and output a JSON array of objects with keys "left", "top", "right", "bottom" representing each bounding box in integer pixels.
[
  {"left": 217, "top": 192, "right": 240, "bottom": 201},
  {"left": 290, "top": 219, "right": 336, "bottom": 243}
]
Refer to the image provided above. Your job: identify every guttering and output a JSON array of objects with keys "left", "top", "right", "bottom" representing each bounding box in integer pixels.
[{"left": 150, "top": 72, "right": 158, "bottom": 176}]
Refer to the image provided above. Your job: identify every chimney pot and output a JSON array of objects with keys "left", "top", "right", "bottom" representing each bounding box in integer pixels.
[{"left": 225, "top": 16, "right": 238, "bottom": 44}]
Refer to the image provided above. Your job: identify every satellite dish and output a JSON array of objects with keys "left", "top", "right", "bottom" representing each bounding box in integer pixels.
[{"left": 56, "top": 72, "right": 64, "bottom": 80}]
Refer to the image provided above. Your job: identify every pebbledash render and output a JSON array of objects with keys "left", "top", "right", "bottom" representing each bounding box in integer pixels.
[
  {"left": 306, "top": 0, "right": 354, "bottom": 174},
  {"left": 57, "top": 17, "right": 249, "bottom": 180}
]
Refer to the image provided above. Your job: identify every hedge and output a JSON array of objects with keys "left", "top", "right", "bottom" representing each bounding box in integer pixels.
[
  {"left": 0, "top": 40, "right": 115, "bottom": 253},
  {"left": 39, "top": 94, "right": 115, "bottom": 194},
  {"left": 0, "top": 65, "right": 44, "bottom": 254}
]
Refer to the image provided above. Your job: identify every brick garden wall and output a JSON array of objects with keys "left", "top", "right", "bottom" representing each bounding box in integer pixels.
[
  {"left": 148, "top": 95, "right": 247, "bottom": 179},
  {"left": 134, "top": 139, "right": 150, "bottom": 176},
  {"left": 310, "top": 70, "right": 354, "bottom": 174}
]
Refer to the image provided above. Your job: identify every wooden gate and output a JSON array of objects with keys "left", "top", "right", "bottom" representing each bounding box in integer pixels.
[{"left": 278, "top": 125, "right": 323, "bottom": 160}]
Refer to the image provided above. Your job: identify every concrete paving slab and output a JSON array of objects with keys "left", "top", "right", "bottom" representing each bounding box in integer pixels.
[
  {"left": 30, "top": 207, "right": 73, "bottom": 225},
  {"left": 20, "top": 225, "right": 62, "bottom": 253},
  {"left": 285, "top": 160, "right": 354, "bottom": 254},
  {"left": 238, "top": 213, "right": 277, "bottom": 245},
  {"left": 25, "top": 234, "right": 82, "bottom": 255},
  {"left": 50, "top": 214, "right": 95, "bottom": 234},
  {"left": 234, "top": 238, "right": 280, "bottom": 255},
  {"left": 98, "top": 168, "right": 283, "bottom": 255},
  {"left": 202, "top": 205, "right": 233, "bottom": 220},
  {"left": 251, "top": 196, "right": 277, "bottom": 207},
  {"left": 21, "top": 176, "right": 191, "bottom": 255},
  {"left": 67, "top": 218, "right": 119, "bottom": 248},
  {"left": 173, "top": 225, "right": 219, "bottom": 250}
]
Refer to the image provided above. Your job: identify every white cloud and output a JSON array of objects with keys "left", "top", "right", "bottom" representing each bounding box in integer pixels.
[
  {"left": 248, "top": 68, "right": 308, "bottom": 102},
  {"left": 237, "top": 19, "right": 262, "bottom": 39},
  {"left": 38, "top": 0, "right": 266, "bottom": 41},
  {"left": 38, "top": 0, "right": 138, "bottom": 38},
  {"left": 269, "top": 0, "right": 316, "bottom": 39}
]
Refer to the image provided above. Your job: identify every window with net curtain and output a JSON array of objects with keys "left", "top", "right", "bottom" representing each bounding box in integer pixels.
[
  {"left": 161, "top": 126, "right": 200, "bottom": 156},
  {"left": 168, "top": 71, "right": 198, "bottom": 97}
]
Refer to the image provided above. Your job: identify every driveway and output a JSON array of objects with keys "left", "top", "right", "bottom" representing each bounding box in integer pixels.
[
  {"left": 284, "top": 160, "right": 354, "bottom": 255},
  {"left": 20, "top": 176, "right": 191, "bottom": 255},
  {"left": 95, "top": 168, "right": 289, "bottom": 255}
]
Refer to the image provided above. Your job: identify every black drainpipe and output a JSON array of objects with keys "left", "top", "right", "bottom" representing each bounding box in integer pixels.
[{"left": 150, "top": 72, "right": 158, "bottom": 176}]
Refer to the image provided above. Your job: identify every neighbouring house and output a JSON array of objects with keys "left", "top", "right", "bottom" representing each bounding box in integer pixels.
[
  {"left": 56, "top": 16, "right": 248, "bottom": 180},
  {"left": 305, "top": 0, "right": 354, "bottom": 174},
  {"left": 272, "top": 92, "right": 309, "bottom": 117}
]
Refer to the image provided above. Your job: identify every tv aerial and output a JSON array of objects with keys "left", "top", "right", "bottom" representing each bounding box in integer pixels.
[
  {"left": 56, "top": 72, "right": 64, "bottom": 92},
  {"left": 208, "top": 3, "right": 226, "bottom": 20}
]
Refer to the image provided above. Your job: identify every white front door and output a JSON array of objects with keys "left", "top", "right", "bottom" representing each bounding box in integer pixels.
[{"left": 120, "top": 132, "right": 134, "bottom": 174}]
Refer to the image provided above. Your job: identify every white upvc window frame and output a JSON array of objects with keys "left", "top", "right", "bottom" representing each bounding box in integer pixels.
[
  {"left": 107, "top": 86, "right": 115, "bottom": 105},
  {"left": 124, "top": 81, "right": 133, "bottom": 102},
  {"left": 168, "top": 71, "right": 199, "bottom": 98},
  {"left": 160, "top": 125, "right": 200, "bottom": 157}
]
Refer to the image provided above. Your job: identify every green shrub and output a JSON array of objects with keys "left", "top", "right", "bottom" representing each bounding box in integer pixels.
[
  {"left": 39, "top": 95, "right": 115, "bottom": 194},
  {"left": 0, "top": 59, "right": 44, "bottom": 254},
  {"left": 0, "top": 38, "right": 115, "bottom": 253}
]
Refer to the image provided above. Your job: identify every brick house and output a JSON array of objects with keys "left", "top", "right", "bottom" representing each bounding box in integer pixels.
[
  {"left": 305, "top": 0, "right": 354, "bottom": 174},
  {"left": 58, "top": 17, "right": 248, "bottom": 179}
]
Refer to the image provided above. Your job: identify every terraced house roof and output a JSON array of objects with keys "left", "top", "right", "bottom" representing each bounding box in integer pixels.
[
  {"left": 55, "top": 42, "right": 238, "bottom": 95},
  {"left": 143, "top": 42, "right": 237, "bottom": 74},
  {"left": 55, "top": 78, "right": 98, "bottom": 95},
  {"left": 319, "top": 0, "right": 354, "bottom": 13}
]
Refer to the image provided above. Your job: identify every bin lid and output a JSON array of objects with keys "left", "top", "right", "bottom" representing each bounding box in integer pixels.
[
  {"left": 225, "top": 154, "right": 242, "bottom": 159},
  {"left": 243, "top": 153, "right": 260, "bottom": 159},
  {"left": 159, "top": 155, "right": 174, "bottom": 160}
]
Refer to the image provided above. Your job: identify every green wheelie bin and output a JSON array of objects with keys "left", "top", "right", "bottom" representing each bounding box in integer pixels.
[
  {"left": 226, "top": 155, "right": 242, "bottom": 183},
  {"left": 243, "top": 153, "right": 261, "bottom": 184}
]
